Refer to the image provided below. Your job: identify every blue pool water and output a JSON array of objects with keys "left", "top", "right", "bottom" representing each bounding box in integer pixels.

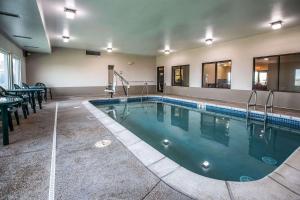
[{"left": 96, "top": 101, "right": 300, "bottom": 181}]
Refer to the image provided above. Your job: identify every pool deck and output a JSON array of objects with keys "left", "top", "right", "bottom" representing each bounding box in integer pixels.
[{"left": 0, "top": 95, "right": 299, "bottom": 200}]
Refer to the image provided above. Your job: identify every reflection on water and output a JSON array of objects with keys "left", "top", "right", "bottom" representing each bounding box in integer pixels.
[
  {"left": 200, "top": 114, "right": 230, "bottom": 146},
  {"left": 99, "top": 102, "right": 300, "bottom": 181},
  {"left": 171, "top": 106, "right": 189, "bottom": 131}
]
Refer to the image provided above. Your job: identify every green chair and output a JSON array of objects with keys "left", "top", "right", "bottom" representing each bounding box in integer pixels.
[
  {"left": 35, "top": 82, "right": 47, "bottom": 101},
  {"left": 0, "top": 86, "right": 29, "bottom": 119}
]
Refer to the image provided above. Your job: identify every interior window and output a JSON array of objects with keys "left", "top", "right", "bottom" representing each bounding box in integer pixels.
[
  {"left": 0, "top": 51, "right": 9, "bottom": 88},
  {"left": 172, "top": 65, "right": 189, "bottom": 87},
  {"left": 202, "top": 63, "right": 216, "bottom": 88},
  {"left": 253, "top": 56, "right": 279, "bottom": 91},
  {"left": 279, "top": 54, "right": 300, "bottom": 92},
  {"left": 217, "top": 61, "right": 231, "bottom": 88},
  {"left": 202, "top": 60, "right": 231, "bottom": 89},
  {"left": 13, "top": 57, "right": 21, "bottom": 85}
]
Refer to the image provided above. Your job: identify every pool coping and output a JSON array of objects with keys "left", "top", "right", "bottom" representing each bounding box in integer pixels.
[{"left": 83, "top": 96, "right": 300, "bottom": 200}]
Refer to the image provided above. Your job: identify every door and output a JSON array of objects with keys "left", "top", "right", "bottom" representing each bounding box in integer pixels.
[{"left": 157, "top": 67, "right": 164, "bottom": 92}]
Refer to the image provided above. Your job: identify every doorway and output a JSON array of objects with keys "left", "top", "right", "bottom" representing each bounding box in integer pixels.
[{"left": 157, "top": 66, "right": 164, "bottom": 92}]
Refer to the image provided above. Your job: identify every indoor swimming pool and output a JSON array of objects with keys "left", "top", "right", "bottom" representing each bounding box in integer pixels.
[{"left": 93, "top": 97, "right": 300, "bottom": 182}]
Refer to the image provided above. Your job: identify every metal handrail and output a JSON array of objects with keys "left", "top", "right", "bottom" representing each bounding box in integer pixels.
[
  {"left": 264, "top": 90, "right": 274, "bottom": 121},
  {"left": 113, "top": 71, "right": 129, "bottom": 96},
  {"left": 140, "top": 82, "right": 149, "bottom": 102},
  {"left": 246, "top": 90, "right": 257, "bottom": 118}
]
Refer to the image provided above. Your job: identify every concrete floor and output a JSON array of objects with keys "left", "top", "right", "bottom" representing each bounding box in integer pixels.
[{"left": 0, "top": 98, "right": 192, "bottom": 200}]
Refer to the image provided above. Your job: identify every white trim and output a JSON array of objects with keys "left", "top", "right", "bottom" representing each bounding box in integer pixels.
[{"left": 48, "top": 103, "right": 58, "bottom": 200}]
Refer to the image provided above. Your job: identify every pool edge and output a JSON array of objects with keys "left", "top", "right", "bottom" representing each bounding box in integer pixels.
[{"left": 82, "top": 97, "right": 300, "bottom": 200}]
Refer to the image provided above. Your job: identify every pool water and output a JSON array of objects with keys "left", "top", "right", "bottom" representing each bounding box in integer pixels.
[{"left": 97, "top": 101, "right": 300, "bottom": 181}]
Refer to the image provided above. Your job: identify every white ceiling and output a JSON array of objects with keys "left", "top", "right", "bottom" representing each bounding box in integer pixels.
[
  {"left": 1, "top": 0, "right": 300, "bottom": 55},
  {"left": 0, "top": 0, "right": 51, "bottom": 53}
]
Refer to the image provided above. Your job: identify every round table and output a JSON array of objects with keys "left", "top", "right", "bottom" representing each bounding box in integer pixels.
[{"left": 7, "top": 88, "right": 44, "bottom": 113}]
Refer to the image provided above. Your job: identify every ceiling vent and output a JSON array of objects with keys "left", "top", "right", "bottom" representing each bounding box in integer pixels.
[
  {"left": 13, "top": 35, "right": 32, "bottom": 39},
  {"left": 86, "top": 50, "right": 101, "bottom": 56},
  {"left": 0, "top": 11, "right": 20, "bottom": 18},
  {"left": 24, "top": 46, "right": 39, "bottom": 49}
]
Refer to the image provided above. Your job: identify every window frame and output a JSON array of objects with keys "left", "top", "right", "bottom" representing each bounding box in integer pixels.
[
  {"left": 0, "top": 49, "right": 10, "bottom": 89},
  {"left": 171, "top": 65, "right": 189, "bottom": 87},
  {"left": 252, "top": 52, "right": 300, "bottom": 93},
  {"left": 12, "top": 55, "right": 22, "bottom": 86},
  {"left": 202, "top": 60, "right": 232, "bottom": 89}
]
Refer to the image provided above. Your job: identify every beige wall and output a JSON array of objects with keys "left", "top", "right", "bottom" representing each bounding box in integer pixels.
[
  {"left": 0, "top": 33, "right": 26, "bottom": 82},
  {"left": 26, "top": 47, "right": 156, "bottom": 88},
  {"left": 157, "top": 26, "right": 300, "bottom": 109}
]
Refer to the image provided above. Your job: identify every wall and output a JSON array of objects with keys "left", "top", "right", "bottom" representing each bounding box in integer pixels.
[
  {"left": 26, "top": 47, "right": 156, "bottom": 96},
  {"left": 157, "top": 26, "right": 300, "bottom": 110},
  {"left": 0, "top": 33, "right": 26, "bottom": 82}
]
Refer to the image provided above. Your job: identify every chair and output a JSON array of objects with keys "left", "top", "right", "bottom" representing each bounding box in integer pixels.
[
  {"left": 0, "top": 89, "right": 21, "bottom": 131},
  {"left": 14, "top": 84, "right": 22, "bottom": 89},
  {"left": 22, "top": 82, "right": 43, "bottom": 109},
  {"left": 0, "top": 86, "right": 29, "bottom": 119},
  {"left": 35, "top": 82, "right": 47, "bottom": 101}
]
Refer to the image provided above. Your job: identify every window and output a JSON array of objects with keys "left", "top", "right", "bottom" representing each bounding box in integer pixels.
[
  {"left": 279, "top": 54, "right": 300, "bottom": 92},
  {"left": 0, "top": 50, "right": 9, "bottom": 88},
  {"left": 253, "top": 53, "right": 300, "bottom": 92},
  {"left": 12, "top": 57, "right": 21, "bottom": 85},
  {"left": 202, "top": 60, "right": 231, "bottom": 89},
  {"left": 253, "top": 56, "right": 279, "bottom": 91},
  {"left": 295, "top": 69, "right": 300, "bottom": 86},
  {"left": 172, "top": 65, "right": 189, "bottom": 87}
]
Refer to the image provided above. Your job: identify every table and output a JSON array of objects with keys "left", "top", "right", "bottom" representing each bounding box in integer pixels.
[
  {"left": 29, "top": 86, "right": 52, "bottom": 100},
  {"left": 7, "top": 88, "right": 44, "bottom": 113},
  {"left": 0, "top": 97, "right": 22, "bottom": 145}
]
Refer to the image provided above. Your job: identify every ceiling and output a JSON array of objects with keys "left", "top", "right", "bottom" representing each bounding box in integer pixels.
[
  {"left": 1, "top": 0, "right": 300, "bottom": 55},
  {"left": 0, "top": 0, "right": 51, "bottom": 53}
]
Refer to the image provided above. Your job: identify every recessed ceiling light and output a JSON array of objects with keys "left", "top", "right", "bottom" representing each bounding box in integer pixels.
[
  {"left": 64, "top": 7, "right": 76, "bottom": 19},
  {"left": 62, "top": 35, "right": 70, "bottom": 42},
  {"left": 164, "top": 49, "right": 170, "bottom": 55},
  {"left": 270, "top": 20, "right": 282, "bottom": 30},
  {"left": 107, "top": 47, "right": 113, "bottom": 53},
  {"left": 205, "top": 38, "right": 213, "bottom": 45}
]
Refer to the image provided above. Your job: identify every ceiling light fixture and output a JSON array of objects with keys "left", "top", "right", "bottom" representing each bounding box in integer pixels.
[
  {"left": 164, "top": 49, "right": 170, "bottom": 55},
  {"left": 107, "top": 47, "right": 113, "bottom": 53},
  {"left": 205, "top": 38, "right": 213, "bottom": 45},
  {"left": 270, "top": 20, "right": 282, "bottom": 30},
  {"left": 64, "top": 7, "right": 76, "bottom": 19},
  {"left": 62, "top": 35, "right": 70, "bottom": 42}
]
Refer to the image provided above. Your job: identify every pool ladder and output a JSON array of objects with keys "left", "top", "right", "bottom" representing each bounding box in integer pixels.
[
  {"left": 246, "top": 90, "right": 257, "bottom": 119},
  {"left": 246, "top": 90, "right": 274, "bottom": 122},
  {"left": 264, "top": 90, "right": 274, "bottom": 122}
]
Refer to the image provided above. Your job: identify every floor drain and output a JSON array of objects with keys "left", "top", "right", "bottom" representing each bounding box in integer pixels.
[{"left": 95, "top": 140, "right": 112, "bottom": 148}]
